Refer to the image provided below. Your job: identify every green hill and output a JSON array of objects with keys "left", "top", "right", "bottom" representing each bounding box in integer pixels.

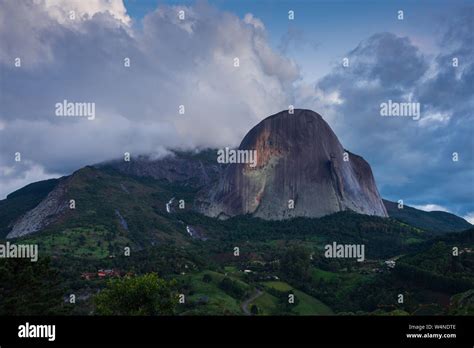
[
  {"left": 1, "top": 153, "right": 472, "bottom": 316},
  {"left": 383, "top": 199, "right": 471, "bottom": 234}
]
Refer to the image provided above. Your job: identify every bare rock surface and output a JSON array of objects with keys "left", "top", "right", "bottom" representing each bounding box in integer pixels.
[
  {"left": 198, "top": 109, "right": 388, "bottom": 220},
  {"left": 7, "top": 179, "right": 69, "bottom": 239}
]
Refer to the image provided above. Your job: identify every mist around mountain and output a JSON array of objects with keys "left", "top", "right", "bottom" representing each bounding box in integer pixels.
[
  {"left": 0, "top": 110, "right": 472, "bottom": 316},
  {"left": 1, "top": 110, "right": 470, "bottom": 240}
]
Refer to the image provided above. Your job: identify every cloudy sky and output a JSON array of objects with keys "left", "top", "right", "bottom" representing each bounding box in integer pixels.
[{"left": 0, "top": 0, "right": 472, "bottom": 222}]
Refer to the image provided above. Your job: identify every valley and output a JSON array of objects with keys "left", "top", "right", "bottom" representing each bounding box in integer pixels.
[{"left": 1, "top": 164, "right": 472, "bottom": 316}]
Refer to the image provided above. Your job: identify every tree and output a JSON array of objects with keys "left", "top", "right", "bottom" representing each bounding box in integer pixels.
[
  {"left": 78, "top": 234, "right": 86, "bottom": 246},
  {"left": 94, "top": 273, "right": 177, "bottom": 315},
  {"left": 202, "top": 273, "right": 212, "bottom": 283},
  {"left": 280, "top": 246, "right": 311, "bottom": 282},
  {"left": 218, "top": 277, "right": 245, "bottom": 299},
  {"left": 0, "top": 257, "right": 70, "bottom": 315},
  {"left": 250, "top": 304, "right": 259, "bottom": 315}
]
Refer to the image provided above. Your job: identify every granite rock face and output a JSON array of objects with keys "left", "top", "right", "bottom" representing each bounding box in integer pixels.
[
  {"left": 198, "top": 109, "right": 388, "bottom": 220},
  {"left": 7, "top": 179, "right": 69, "bottom": 239}
]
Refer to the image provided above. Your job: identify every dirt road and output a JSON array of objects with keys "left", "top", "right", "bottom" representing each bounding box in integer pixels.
[{"left": 241, "top": 289, "right": 263, "bottom": 315}]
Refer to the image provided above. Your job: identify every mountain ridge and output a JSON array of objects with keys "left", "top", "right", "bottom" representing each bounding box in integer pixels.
[
  {"left": 1, "top": 110, "right": 471, "bottom": 239},
  {"left": 383, "top": 199, "right": 472, "bottom": 233}
]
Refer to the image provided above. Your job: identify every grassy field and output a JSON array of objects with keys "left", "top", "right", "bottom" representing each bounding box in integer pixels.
[
  {"left": 251, "top": 292, "right": 280, "bottom": 315},
  {"left": 176, "top": 272, "right": 336, "bottom": 316},
  {"left": 259, "top": 281, "right": 333, "bottom": 315},
  {"left": 22, "top": 226, "right": 130, "bottom": 259},
  {"left": 311, "top": 268, "right": 339, "bottom": 281},
  {"left": 292, "top": 289, "right": 333, "bottom": 315},
  {"left": 263, "top": 281, "right": 293, "bottom": 291},
  {"left": 178, "top": 271, "right": 253, "bottom": 315}
]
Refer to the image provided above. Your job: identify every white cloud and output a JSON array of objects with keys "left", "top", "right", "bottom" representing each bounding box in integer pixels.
[
  {"left": 243, "top": 13, "right": 265, "bottom": 31},
  {"left": 0, "top": 1, "right": 300, "bottom": 197},
  {"left": 0, "top": 162, "right": 62, "bottom": 199},
  {"left": 418, "top": 110, "right": 451, "bottom": 127},
  {"left": 38, "top": 0, "right": 131, "bottom": 25},
  {"left": 462, "top": 212, "right": 474, "bottom": 225},
  {"left": 411, "top": 204, "right": 451, "bottom": 212}
]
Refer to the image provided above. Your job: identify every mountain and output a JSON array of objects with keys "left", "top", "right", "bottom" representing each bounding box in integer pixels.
[
  {"left": 100, "top": 149, "right": 223, "bottom": 187},
  {"left": 1, "top": 110, "right": 472, "bottom": 318},
  {"left": 2, "top": 110, "right": 470, "bottom": 241},
  {"left": 383, "top": 199, "right": 472, "bottom": 234},
  {"left": 0, "top": 179, "right": 59, "bottom": 239},
  {"left": 198, "top": 109, "right": 388, "bottom": 220},
  {"left": 7, "top": 178, "right": 70, "bottom": 239}
]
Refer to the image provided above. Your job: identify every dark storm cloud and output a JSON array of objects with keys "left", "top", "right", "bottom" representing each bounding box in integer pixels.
[{"left": 308, "top": 19, "right": 473, "bottom": 217}]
